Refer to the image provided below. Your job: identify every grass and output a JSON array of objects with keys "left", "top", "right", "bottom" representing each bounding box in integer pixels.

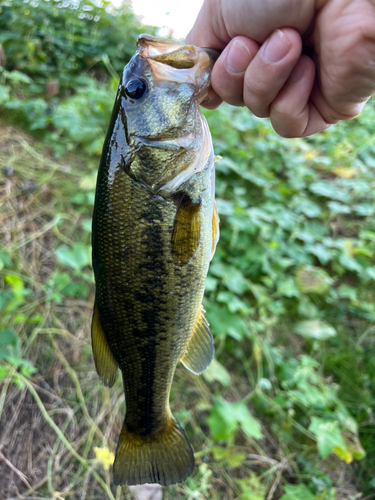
[
  {"left": 0, "top": 126, "right": 123, "bottom": 499},
  {"left": 0, "top": 123, "right": 371, "bottom": 500}
]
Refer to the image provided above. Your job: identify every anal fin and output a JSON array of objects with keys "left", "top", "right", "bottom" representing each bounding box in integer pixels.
[
  {"left": 91, "top": 303, "right": 119, "bottom": 387},
  {"left": 180, "top": 307, "right": 214, "bottom": 375}
]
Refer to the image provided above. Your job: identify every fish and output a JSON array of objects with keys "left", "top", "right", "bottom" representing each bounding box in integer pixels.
[{"left": 91, "top": 34, "right": 220, "bottom": 487}]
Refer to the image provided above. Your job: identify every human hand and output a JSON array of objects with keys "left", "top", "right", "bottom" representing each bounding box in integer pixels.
[{"left": 186, "top": 0, "right": 375, "bottom": 138}]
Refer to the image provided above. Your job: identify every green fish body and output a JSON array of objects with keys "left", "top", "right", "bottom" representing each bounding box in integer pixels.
[{"left": 91, "top": 35, "right": 219, "bottom": 486}]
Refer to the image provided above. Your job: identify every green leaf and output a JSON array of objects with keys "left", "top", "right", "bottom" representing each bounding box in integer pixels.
[
  {"left": 0, "top": 329, "right": 17, "bottom": 345},
  {"left": 339, "top": 253, "right": 362, "bottom": 273},
  {"left": 207, "top": 397, "right": 263, "bottom": 441},
  {"left": 309, "top": 417, "right": 346, "bottom": 459},
  {"left": 207, "top": 398, "right": 237, "bottom": 440},
  {"left": 55, "top": 244, "right": 91, "bottom": 271},
  {"left": 293, "top": 320, "right": 337, "bottom": 340},
  {"left": 0, "top": 346, "right": 10, "bottom": 360},
  {"left": 206, "top": 304, "right": 246, "bottom": 340},
  {"left": 0, "top": 365, "right": 9, "bottom": 381},
  {"left": 297, "top": 298, "right": 319, "bottom": 318},
  {"left": 223, "top": 268, "right": 251, "bottom": 295},
  {"left": 5, "top": 275, "right": 24, "bottom": 301},
  {"left": 0, "top": 84, "right": 9, "bottom": 105},
  {"left": 81, "top": 219, "right": 92, "bottom": 232},
  {"left": 233, "top": 401, "right": 263, "bottom": 439},
  {"left": 205, "top": 275, "right": 218, "bottom": 292},
  {"left": 366, "top": 266, "right": 375, "bottom": 281},
  {"left": 277, "top": 278, "right": 299, "bottom": 298},
  {"left": 237, "top": 474, "right": 267, "bottom": 500},
  {"left": 337, "top": 284, "right": 357, "bottom": 301},
  {"left": 203, "top": 358, "right": 231, "bottom": 387},
  {"left": 295, "top": 266, "right": 333, "bottom": 294},
  {"left": 327, "top": 201, "right": 351, "bottom": 214},
  {"left": 7, "top": 70, "right": 32, "bottom": 84},
  {"left": 309, "top": 181, "right": 349, "bottom": 203},
  {"left": 280, "top": 484, "right": 316, "bottom": 500},
  {"left": 212, "top": 446, "right": 246, "bottom": 468},
  {"left": 293, "top": 198, "right": 322, "bottom": 218},
  {"left": 353, "top": 203, "right": 374, "bottom": 216},
  {"left": 0, "top": 248, "right": 12, "bottom": 270},
  {"left": 307, "top": 244, "right": 331, "bottom": 265},
  {"left": 0, "top": 291, "right": 13, "bottom": 311},
  {"left": 217, "top": 292, "right": 251, "bottom": 314},
  {"left": 215, "top": 198, "right": 235, "bottom": 215},
  {"left": 79, "top": 173, "right": 97, "bottom": 191}
]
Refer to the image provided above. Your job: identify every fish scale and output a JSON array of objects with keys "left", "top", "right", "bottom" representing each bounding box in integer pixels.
[{"left": 91, "top": 34, "right": 220, "bottom": 486}]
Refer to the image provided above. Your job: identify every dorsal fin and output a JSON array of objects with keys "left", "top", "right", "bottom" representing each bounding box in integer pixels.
[
  {"left": 91, "top": 304, "right": 119, "bottom": 388},
  {"left": 180, "top": 307, "right": 214, "bottom": 375}
]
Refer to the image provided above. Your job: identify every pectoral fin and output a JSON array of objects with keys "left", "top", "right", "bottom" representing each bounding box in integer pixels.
[
  {"left": 211, "top": 200, "right": 219, "bottom": 260},
  {"left": 180, "top": 307, "right": 214, "bottom": 375},
  {"left": 91, "top": 304, "right": 119, "bottom": 388},
  {"left": 172, "top": 194, "right": 201, "bottom": 266}
]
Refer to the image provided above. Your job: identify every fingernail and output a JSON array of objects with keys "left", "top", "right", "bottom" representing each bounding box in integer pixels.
[
  {"left": 226, "top": 39, "right": 252, "bottom": 74},
  {"left": 262, "top": 29, "right": 290, "bottom": 63},
  {"left": 290, "top": 59, "right": 307, "bottom": 83}
]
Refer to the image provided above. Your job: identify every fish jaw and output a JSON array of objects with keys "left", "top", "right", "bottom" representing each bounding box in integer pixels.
[{"left": 137, "top": 34, "right": 218, "bottom": 104}]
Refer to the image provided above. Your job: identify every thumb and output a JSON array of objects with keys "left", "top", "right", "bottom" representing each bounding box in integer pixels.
[{"left": 185, "top": 0, "right": 229, "bottom": 48}]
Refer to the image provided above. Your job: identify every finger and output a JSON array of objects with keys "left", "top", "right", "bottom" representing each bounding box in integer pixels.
[
  {"left": 314, "top": 0, "right": 375, "bottom": 118},
  {"left": 185, "top": 0, "right": 228, "bottom": 49},
  {"left": 310, "top": 84, "right": 367, "bottom": 124},
  {"left": 209, "top": 36, "right": 260, "bottom": 107},
  {"left": 269, "top": 55, "right": 331, "bottom": 137},
  {"left": 243, "top": 28, "right": 302, "bottom": 118},
  {"left": 201, "top": 87, "right": 223, "bottom": 110},
  {"left": 185, "top": 0, "right": 315, "bottom": 47}
]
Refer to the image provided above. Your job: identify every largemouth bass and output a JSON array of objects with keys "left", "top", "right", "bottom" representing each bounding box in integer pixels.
[{"left": 91, "top": 35, "right": 219, "bottom": 487}]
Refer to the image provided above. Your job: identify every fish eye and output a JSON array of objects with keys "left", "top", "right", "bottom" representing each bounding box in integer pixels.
[{"left": 125, "top": 78, "right": 147, "bottom": 100}]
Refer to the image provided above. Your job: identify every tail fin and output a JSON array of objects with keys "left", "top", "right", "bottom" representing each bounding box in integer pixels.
[{"left": 113, "top": 415, "right": 195, "bottom": 486}]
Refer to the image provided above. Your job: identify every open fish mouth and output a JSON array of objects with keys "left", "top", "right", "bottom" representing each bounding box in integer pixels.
[
  {"left": 130, "top": 35, "right": 219, "bottom": 151},
  {"left": 137, "top": 34, "right": 219, "bottom": 103},
  {"left": 137, "top": 34, "right": 221, "bottom": 66}
]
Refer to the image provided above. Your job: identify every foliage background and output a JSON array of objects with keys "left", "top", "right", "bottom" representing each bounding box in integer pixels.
[{"left": 0, "top": 0, "right": 374, "bottom": 499}]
